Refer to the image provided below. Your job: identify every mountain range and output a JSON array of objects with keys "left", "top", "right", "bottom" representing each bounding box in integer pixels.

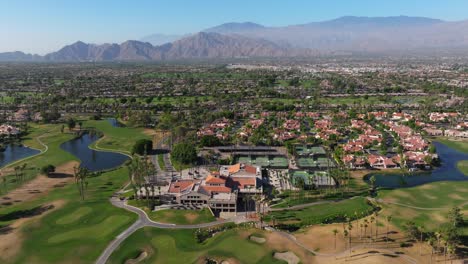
[{"left": 2, "top": 16, "right": 468, "bottom": 61}]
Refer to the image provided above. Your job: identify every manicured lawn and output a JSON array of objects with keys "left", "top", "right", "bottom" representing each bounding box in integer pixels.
[
  {"left": 0, "top": 167, "right": 137, "bottom": 264},
  {"left": 377, "top": 181, "right": 468, "bottom": 235},
  {"left": 127, "top": 199, "right": 216, "bottom": 225},
  {"left": 108, "top": 228, "right": 289, "bottom": 264},
  {"left": 435, "top": 138, "right": 468, "bottom": 154},
  {"left": 265, "top": 197, "right": 374, "bottom": 227},
  {"left": 150, "top": 208, "right": 215, "bottom": 225},
  {"left": 457, "top": 160, "right": 468, "bottom": 176},
  {"left": 84, "top": 119, "right": 151, "bottom": 154},
  {"left": 157, "top": 153, "right": 166, "bottom": 170}
]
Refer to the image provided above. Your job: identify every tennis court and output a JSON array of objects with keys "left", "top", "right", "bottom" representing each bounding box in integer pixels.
[{"left": 235, "top": 155, "right": 288, "bottom": 168}]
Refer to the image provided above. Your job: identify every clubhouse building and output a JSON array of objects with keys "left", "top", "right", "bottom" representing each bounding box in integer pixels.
[{"left": 162, "top": 163, "right": 263, "bottom": 213}]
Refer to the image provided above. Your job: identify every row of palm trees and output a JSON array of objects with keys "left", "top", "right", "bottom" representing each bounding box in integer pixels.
[{"left": 127, "top": 153, "right": 159, "bottom": 208}]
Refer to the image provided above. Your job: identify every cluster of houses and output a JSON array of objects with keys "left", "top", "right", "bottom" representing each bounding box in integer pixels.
[
  {"left": 0, "top": 124, "right": 20, "bottom": 136},
  {"left": 143, "top": 163, "right": 262, "bottom": 213},
  {"left": 197, "top": 118, "right": 232, "bottom": 141}
]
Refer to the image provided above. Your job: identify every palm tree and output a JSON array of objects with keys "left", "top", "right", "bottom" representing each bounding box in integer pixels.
[
  {"left": 369, "top": 216, "right": 375, "bottom": 243},
  {"left": 74, "top": 166, "right": 90, "bottom": 200},
  {"left": 363, "top": 219, "right": 369, "bottom": 241},
  {"left": 386, "top": 215, "right": 392, "bottom": 246},
  {"left": 332, "top": 229, "right": 339, "bottom": 250},
  {"left": 343, "top": 229, "right": 349, "bottom": 253},
  {"left": 427, "top": 236, "right": 436, "bottom": 264},
  {"left": 435, "top": 231, "right": 442, "bottom": 254},
  {"left": 374, "top": 211, "right": 379, "bottom": 240},
  {"left": 418, "top": 226, "right": 424, "bottom": 256}
]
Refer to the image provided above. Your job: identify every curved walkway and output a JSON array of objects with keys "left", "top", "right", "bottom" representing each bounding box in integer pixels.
[{"left": 96, "top": 195, "right": 247, "bottom": 264}]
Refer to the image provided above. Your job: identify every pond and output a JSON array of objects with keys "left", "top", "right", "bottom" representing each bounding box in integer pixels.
[
  {"left": 364, "top": 141, "right": 468, "bottom": 188},
  {"left": 60, "top": 133, "right": 130, "bottom": 172},
  {"left": 108, "top": 118, "right": 124, "bottom": 127},
  {"left": 0, "top": 144, "right": 41, "bottom": 168}
]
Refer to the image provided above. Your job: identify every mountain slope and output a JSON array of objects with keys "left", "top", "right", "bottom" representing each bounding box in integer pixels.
[
  {"left": 0, "top": 51, "right": 41, "bottom": 61},
  {"left": 139, "top": 33, "right": 186, "bottom": 46},
  {"left": 159, "top": 32, "right": 293, "bottom": 59},
  {"left": 203, "top": 22, "right": 265, "bottom": 34}
]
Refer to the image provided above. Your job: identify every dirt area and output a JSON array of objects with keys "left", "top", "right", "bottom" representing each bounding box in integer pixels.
[
  {"left": 185, "top": 212, "right": 198, "bottom": 223},
  {"left": 294, "top": 216, "right": 453, "bottom": 264},
  {"left": 295, "top": 223, "right": 347, "bottom": 253},
  {"left": 264, "top": 231, "right": 313, "bottom": 264},
  {"left": 0, "top": 161, "right": 79, "bottom": 206},
  {"left": 0, "top": 200, "right": 65, "bottom": 261},
  {"left": 274, "top": 251, "right": 300, "bottom": 264}
]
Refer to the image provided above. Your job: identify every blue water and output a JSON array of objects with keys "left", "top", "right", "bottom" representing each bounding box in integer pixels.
[
  {"left": 364, "top": 142, "right": 468, "bottom": 188},
  {"left": 60, "top": 133, "right": 129, "bottom": 172},
  {"left": 108, "top": 118, "right": 124, "bottom": 127},
  {"left": 0, "top": 144, "right": 40, "bottom": 167}
]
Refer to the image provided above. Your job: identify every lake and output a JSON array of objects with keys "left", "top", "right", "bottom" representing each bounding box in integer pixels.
[
  {"left": 60, "top": 133, "right": 130, "bottom": 172},
  {"left": 108, "top": 118, "right": 124, "bottom": 127},
  {"left": 0, "top": 144, "right": 41, "bottom": 168},
  {"left": 364, "top": 141, "right": 468, "bottom": 188}
]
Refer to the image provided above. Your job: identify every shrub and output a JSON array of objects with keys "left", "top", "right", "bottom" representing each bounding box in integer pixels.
[
  {"left": 172, "top": 142, "right": 197, "bottom": 164},
  {"left": 40, "top": 164, "right": 56, "bottom": 175},
  {"left": 132, "top": 139, "right": 153, "bottom": 155}
]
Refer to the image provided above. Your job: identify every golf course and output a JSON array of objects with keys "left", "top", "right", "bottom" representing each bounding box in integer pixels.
[{"left": 0, "top": 119, "right": 151, "bottom": 263}]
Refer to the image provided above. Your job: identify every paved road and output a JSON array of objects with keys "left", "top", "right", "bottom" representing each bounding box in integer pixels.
[{"left": 95, "top": 195, "right": 247, "bottom": 264}]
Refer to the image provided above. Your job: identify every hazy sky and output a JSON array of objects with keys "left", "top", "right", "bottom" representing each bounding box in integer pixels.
[{"left": 1, "top": 0, "right": 468, "bottom": 54}]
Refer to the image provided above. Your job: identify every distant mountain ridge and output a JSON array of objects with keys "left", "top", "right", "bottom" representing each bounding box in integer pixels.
[
  {"left": 2, "top": 16, "right": 468, "bottom": 61},
  {"left": 18, "top": 32, "right": 300, "bottom": 62}
]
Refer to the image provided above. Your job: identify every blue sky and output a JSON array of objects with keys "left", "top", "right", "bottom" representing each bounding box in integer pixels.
[{"left": 1, "top": 0, "right": 468, "bottom": 54}]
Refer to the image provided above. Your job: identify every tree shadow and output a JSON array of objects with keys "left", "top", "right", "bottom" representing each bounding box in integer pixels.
[
  {"left": 47, "top": 172, "right": 73, "bottom": 179},
  {"left": 0, "top": 204, "right": 54, "bottom": 221}
]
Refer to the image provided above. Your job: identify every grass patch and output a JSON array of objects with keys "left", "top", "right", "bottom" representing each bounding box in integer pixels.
[
  {"left": 266, "top": 197, "right": 374, "bottom": 228},
  {"left": 435, "top": 138, "right": 468, "bottom": 154},
  {"left": 378, "top": 181, "right": 468, "bottom": 235},
  {"left": 150, "top": 208, "right": 215, "bottom": 225},
  {"left": 157, "top": 154, "right": 166, "bottom": 170},
  {"left": 127, "top": 200, "right": 216, "bottom": 225},
  {"left": 457, "top": 160, "right": 468, "bottom": 176},
  {"left": 84, "top": 119, "right": 150, "bottom": 154},
  {"left": 170, "top": 158, "right": 192, "bottom": 171},
  {"left": 0, "top": 167, "right": 137, "bottom": 264},
  {"left": 108, "top": 228, "right": 291, "bottom": 264}
]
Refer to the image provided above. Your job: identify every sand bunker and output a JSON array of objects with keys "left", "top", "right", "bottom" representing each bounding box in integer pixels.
[{"left": 274, "top": 251, "right": 300, "bottom": 264}]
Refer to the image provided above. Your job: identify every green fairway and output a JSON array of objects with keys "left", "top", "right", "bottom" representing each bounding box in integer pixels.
[
  {"left": 0, "top": 121, "right": 152, "bottom": 263},
  {"left": 378, "top": 181, "right": 468, "bottom": 235},
  {"left": 435, "top": 138, "right": 468, "bottom": 154},
  {"left": 457, "top": 160, "right": 468, "bottom": 176},
  {"left": 0, "top": 167, "right": 137, "bottom": 264},
  {"left": 84, "top": 119, "right": 151, "bottom": 154},
  {"left": 108, "top": 227, "right": 292, "bottom": 264},
  {"left": 266, "top": 197, "right": 374, "bottom": 228}
]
